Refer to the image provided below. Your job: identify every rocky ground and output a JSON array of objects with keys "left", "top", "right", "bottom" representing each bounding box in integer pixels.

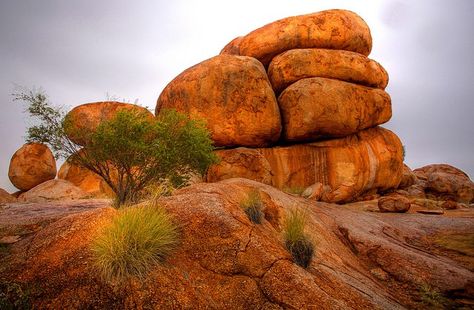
[{"left": 1, "top": 178, "right": 472, "bottom": 309}]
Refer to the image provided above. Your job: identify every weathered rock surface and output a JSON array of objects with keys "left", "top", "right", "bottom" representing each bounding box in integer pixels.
[
  {"left": 18, "top": 179, "right": 90, "bottom": 203},
  {"left": 58, "top": 160, "right": 114, "bottom": 198},
  {"left": 221, "top": 9, "right": 372, "bottom": 66},
  {"left": 8, "top": 143, "right": 57, "bottom": 191},
  {"left": 156, "top": 54, "right": 281, "bottom": 147},
  {"left": 414, "top": 164, "right": 474, "bottom": 203},
  {"left": 399, "top": 164, "right": 417, "bottom": 189},
  {"left": 0, "top": 188, "right": 16, "bottom": 203},
  {"left": 268, "top": 48, "right": 388, "bottom": 93},
  {"left": 208, "top": 127, "right": 403, "bottom": 203},
  {"left": 1, "top": 179, "right": 473, "bottom": 309},
  {"left": 378, "top": 195, "right": 411, "bottom": 213},
  {"left": 64, "top": 101, "right": 154, "bottom": 146},
  {"left": 278, "top": 77, "right": 391, "bottom": 142}
]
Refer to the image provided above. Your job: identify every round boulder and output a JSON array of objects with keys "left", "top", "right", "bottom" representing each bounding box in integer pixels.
[
  {"left": 278, "top": 77, "right": 391, "bottom": 142},
  {"left": 378, "top": 195, "right": 411, "bottom": 213},
  {"left": 64, "top": 101, "right": 154, "bottom": 146},
  {"left": 8, "top": 143, "right": 57, "bottom": 191},
  {"left": 268, "top": 48, "right": 388, "bottom": 94},
  {"left": 156, "top": 54, "right": 281, "bottom": 147},
  {"left": 221, "top": 9, "right": 372, "bottom": 66}
]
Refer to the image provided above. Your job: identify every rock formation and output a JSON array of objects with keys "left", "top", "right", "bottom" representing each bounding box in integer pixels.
[
  {"left": 0, "top": 188, "right": 16, "bottom": 203},
  {"left": 156, "top": 55, "right": 281, "bottom": 147},
  {"left": 154, "top": 9, "right": 401, "bottom": 202},
  {"left": 18, "top": 179, "right": 89, "bottom": 203},
  {"left": 8, "top": 143, "right": 57, "bottom": 191},
  {"left": 64, "top": 101, "right": 153, "bottom": 146}
]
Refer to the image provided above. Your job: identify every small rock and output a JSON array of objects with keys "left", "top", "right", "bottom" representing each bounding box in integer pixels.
[
  {"left": 302, "top": 183, "right": 324, "bottom": 200},
  {"left": 441, "top": 200, "right": 458, "bottom": 210},
  {"left": 0, "top": 235, "right": 21, "bottom": 244},
  {"left": 378, "top": 195, "right": 411, "bottom": 213},
  {"left": 370, "top": 268, "right": 389, "bottom": 281},
  {"left": 417, "top": 209, "right": 444, "bottom": 215}
]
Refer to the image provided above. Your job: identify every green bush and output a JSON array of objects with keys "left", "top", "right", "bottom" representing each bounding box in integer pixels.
[
  {"left": 90, "top": 203, "right": 180, "bottom": 281},
  {"left": 240, "top": 190, "right": 264, "bottom": 224},
  {"left": 283, "top": 208, "right": 314, "bottom": 268},
  {"left": 283, "top": 186, "right": 306, "bottom": 196}
]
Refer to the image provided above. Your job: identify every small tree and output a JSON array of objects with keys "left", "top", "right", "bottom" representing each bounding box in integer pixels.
[{"left": 14, "top": 88, "right": 218, "bottom": 205}]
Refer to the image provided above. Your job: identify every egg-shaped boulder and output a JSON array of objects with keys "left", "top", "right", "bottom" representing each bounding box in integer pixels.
[
  {"left": 156, "top": 54, "right": 281, "bottom": 147},
  {"left": 221, "top": 9, "right": 372, "bottom": 66},
  {"left": 64, "top": 102, "right": 154, "bottom": 146},
  {"left": 278, "top": 77, "right": 391, "bottom": 142},
  {"left": 268, "top": 48, "right": 388, "bottom": 94},
  {"left": 8, "top": 143, "right": 57, "bottom": 191}
]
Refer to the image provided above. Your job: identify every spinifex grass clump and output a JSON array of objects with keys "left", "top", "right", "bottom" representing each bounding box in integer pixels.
[
  {"left": 90, "top": 203, "right": 180, "bottom": 281},
  {"left": 283, "top": 208, "right": 314, "bottom": 268},
  {"left": 240, "top": 189, "right": 264, "bottom": 224}
]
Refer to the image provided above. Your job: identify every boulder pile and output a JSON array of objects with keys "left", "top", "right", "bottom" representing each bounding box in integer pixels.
[{"left": 156, "top": 9, "right": 403, "bottom": 203}]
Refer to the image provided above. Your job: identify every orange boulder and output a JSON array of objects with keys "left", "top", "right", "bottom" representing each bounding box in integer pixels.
[
  {"left": 8, "top": 143, "right": 57, "bottom": 191},
  {"left": 64, "top": 101, "right": 153, "bottom": 146},
  {"left": 208, "top": 127, "right": 403, "bottom": 203},
  {"left": 278, "top": 77, "right": 391, "bottom": 142},
  {"left": 58, "top": 160, "right": 114, "bottom": 198},
  {"left": 268, "top": 48, "right": 388, "bottom": 94},
  {"left": 221, "top": 9, "right": 372, "bottom": 66},
  {"left": 156, "top": 54, "right": 281, "bottom": 147}
]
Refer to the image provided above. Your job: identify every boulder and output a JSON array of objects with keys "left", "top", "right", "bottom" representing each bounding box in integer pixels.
[
  {"left": 156, "top": 54, "right": 281, "bottom": 147},
  {"left": 208, "top": 127, "right": 403, "bottom": 203},
  {"left": 399, "top": 164, "right": 417, "bottom": 188},
  {"left": 278, "top": 77, "right": 391, "bottom": 142},
  {"left": 64, "top": 101, "right": 154, "bottom": 146},
  {"left": 8, "top": 143, "right": 57, "bottom": 191},
  {"left": 18, "top": 180, "right": 89, "bottom": 203},
  {"left": 58, "top": 160, "right": 114, "bottom": 198},
  {"left": 414, "top": 164, "right": 474, "bottom": 203},
  {"left": 221, "top": 36, "right": 242, "bottom": 54},
  {"left": 0, "top": 188, "right": 16, "bottom": 203},
  {"left": 221, "top": 9, "right": 372, "bottom": 66},
  {"left": 268, "top": 48, "right": 388, "bottom": 94},
  {"left": 378, "top": 195, "right": 411, "bottom": 213}
]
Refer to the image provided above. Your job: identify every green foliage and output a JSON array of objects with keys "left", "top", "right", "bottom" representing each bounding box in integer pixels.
[
  {"left": 283, "top": 208, "right": 314, "bottom": 268},
  {"left": 240, "top": 190, "right": 264, "bottom": 224},
  {"left": 90, "top": 203, "right": 180, "bottom": 281},
  {"left": 419, "top": 283, "right": 448, "bottom": 308},
  {"left": 402, "top": 145, "right": 406, "bottom": 161},
  {"left": 15, "top": 88, "right": 218, "bottom": 205},
  {"left": 0, "top": 281, "right": 31, "bottom": 310}
]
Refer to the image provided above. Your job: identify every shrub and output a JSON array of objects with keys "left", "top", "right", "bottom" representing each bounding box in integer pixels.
[
  {"left": 283, "top": 186, "right": 306, "bottom": 196},
  {"left": 419, "top": 283, "right": 448, "bottom": 308},
  {"left": 240, "top": 190, "right": 264, "bottom": 224},
  {"left": 90, "top": 203, "right": 180, "bottom": 281},
  {"left": 283, "top": 208, "right": 314, "bottom": 268}
]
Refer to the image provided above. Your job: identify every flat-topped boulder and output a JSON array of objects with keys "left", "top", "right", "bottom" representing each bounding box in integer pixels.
[
  {"left": 18, "top": 179, "right": 90, "bottom": 203},
  {"left": 64, "top": 101, "right": 154, "bottom": 146},
  {"left": 278, "top": 77, "right": 391, "bottom": 142},
  {"left": 8, "top": 143, "right": 57, "bottom": 191},
  {"left": 221, "top": 9, "right": 372, "bottom": 66},
  {"left": 268, "top": 48, "right": 388, "bottom": 94},
  {"left": 208, "top": 127, "right": 403, "bottom": 203},
  {"left": 156, "top": 54, "right": 281, "bottom": 147}
]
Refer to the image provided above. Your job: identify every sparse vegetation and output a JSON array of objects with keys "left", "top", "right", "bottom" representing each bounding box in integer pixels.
[
  {"left": 240, "top": 190, "right": 264, "bottom": 224},
  {"left": 283, "top": 208, "right": 314, "bottom": 268},
  {"left": 283, "top": 186, "right": 306, "bottom": 196},
  {"left": 90, "top": 203, "right": 180, "bottom": 281},
  {"left": 14, "top": 88, "right": 218, "bottom": 205},
  {"left": 402, "top": 145, "right": 406, "bottom": 161},
  {"left": 419, "top": 283, "right": 448, "bottom": 308},
  {"left": 0, "top": 281, "right": 31, "bottom": 310}
]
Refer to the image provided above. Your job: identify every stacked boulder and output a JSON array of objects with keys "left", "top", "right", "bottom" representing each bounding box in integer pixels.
[{"left": 156, "top": 9, "right": 404, "bottom": 203}]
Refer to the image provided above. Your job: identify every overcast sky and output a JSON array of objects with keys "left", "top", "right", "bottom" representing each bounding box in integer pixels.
[{"left": 0, "top": 0, "right": 473, "bottom": 192}]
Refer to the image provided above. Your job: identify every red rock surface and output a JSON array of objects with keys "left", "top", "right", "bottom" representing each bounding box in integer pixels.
[
  {"left": 221, "top": 9, "right": 372, "bottom": 66},
  {"left": 278, "top": 77, "right": 391, "bottom": 142},
  {"left": 156, "top": 54, "right": 281, "bottom": 147},
  {"left": 378, "top": 195, "right": 411, "bottom": 213},
  {"left": 8, "top": 143, "right": 57, "bottom": 191},
  {"left": 208, "top": 127, "right": 403, "bottom": 203},
  {"left": 1, "top": 179, "right": 472, "bottom": 309},
  {"left": 0, "top": 188, "right": 16, "bottom": 203},
  {"left": 64, "top": 101, "right": 154, "bottom": 146},
  {"left": 268, "top": 48, "right": 388, "bottom": 94}
]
